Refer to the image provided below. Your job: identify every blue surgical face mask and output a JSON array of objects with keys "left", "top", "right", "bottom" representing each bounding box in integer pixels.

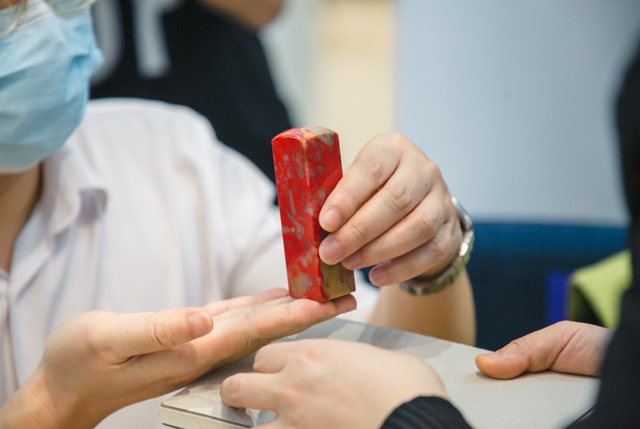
[{"left": 0, "top": 0, "right": 103, "bottom": 173}]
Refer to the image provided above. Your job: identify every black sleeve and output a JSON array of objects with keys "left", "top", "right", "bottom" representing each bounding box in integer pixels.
[{"left": 381, "top": 397, "right": 472, "bottom": 429}]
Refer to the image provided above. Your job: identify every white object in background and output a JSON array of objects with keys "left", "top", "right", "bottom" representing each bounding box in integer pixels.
[{"left": 260, "top": 0, "right": 318, "bottom": 127}]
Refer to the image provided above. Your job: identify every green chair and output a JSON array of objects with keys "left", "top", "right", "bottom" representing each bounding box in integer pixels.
[{"left": 569, "top": 250, "right": 632, "bottom": 330}]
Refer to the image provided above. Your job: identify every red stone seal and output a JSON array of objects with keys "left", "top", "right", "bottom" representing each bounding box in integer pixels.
[{"left": 272, "top": 127, "right": 356, "bottom": 302}]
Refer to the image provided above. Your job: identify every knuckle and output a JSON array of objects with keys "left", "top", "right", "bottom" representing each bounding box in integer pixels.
[
  {"left": 83, "top": 313, "right": 112, "bottom": 354},
  {"left": 348, "top": 219, "right": 372, "bottom": 244},
  {"left": 247, "top": 336, "right": 271, "bottom": 352},
  {"left": 414, "top": 209, "right": 439, "bottom": 242},
  {"left": 429, "top": 235, "right": 450, "bottom": 264},
  {"left": 149, "top": 316, "right": 178, "bottom": 349},
  {"left": 242, "top": 312, "right": 272, "bottom": 351},
  {"left": 425, "top": 161, "right": 443, "bottom": 182},
  {"left": 340, "top": 185, "right": 362, "bottom": 213},
  {"left": 507, "top": 336, "right": 531, "bottom": 354},
  {"left": 289, "top": 343, "right": 322, "bottom": 369},
  {"left": 86, "top": 329, "right": 114, "bottom": 360},
  {"left": 278, "top": 386, "right": 301, "bottom": 410},
  {"left": 387, "top": 182, "right": 414, "bottom": 213},
  {"left": 301, "top": 343, "right": 323, "bottom": 362},
  {"left": 403, "top": 256, "right": 422, "bottom": 279},
  {"left": 386, "top": 132, "right": 408, "bottom": 149},
  {"left": 223, "top": 376, "right": 244, "bottom": 404},
  {"left": 362, "top": 157, "right": 386, "bottom": 184}
]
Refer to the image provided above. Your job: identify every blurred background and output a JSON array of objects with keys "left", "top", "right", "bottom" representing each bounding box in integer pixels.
[
  {"left": 92, "top": 0, "right": 640, "bottom": 350},
  {"left": 261, "top": 0, "right": 640, "bottom": 350}
]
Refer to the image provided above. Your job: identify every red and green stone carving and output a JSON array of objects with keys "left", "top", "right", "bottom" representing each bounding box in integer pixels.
[{"left": 272, "top": 127, "right": 356, "bottom": 302}]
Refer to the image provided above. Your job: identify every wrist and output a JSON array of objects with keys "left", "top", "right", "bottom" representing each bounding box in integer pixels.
[
  {"left": 0, "top": 367, "right": 102, "bottom": 429},
  {"left": 0, "top": 370, "right": 61, "bottom": 429},
  {"left": 400, "top": 197, "right": 474, "bottom": 296}
]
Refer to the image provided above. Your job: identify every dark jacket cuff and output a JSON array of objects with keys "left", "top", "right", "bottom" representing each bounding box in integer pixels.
[{"left": 381, "top": 396, "right": 472, "bottom": 429}]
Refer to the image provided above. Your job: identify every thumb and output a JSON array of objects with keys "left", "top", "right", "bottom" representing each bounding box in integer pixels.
[
  {"left": 103, "top": 307, "right": 214, "bottom": 360},
  {"left": 475, "top": 321, "right": 575, "bottom": 380},
  {"left": 475, "top": 321, "right": 610, "bottom": 380}
]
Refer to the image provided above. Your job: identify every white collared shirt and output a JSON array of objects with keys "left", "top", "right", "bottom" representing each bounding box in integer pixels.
[{"left": 1, "top": 98, "right": 376, "bottom": 429}]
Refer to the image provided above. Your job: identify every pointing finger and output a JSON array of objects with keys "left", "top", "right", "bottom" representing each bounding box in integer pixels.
[
  {"left": 192, "top": 294, "right": 357, "bottom": 367},
  {"left": 319, "top": 134, "right": 400, "bottom": 234},
  {"left": 204, "top": 288, "right": 289, "bottom": 317},
  {"left": 341, "top": 186, "right": 453, "bottom": 271}
]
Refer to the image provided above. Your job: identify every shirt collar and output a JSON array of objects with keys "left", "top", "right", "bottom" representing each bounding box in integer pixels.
[{"left": 40, "top": 145, "right": 108, "bottom": 237}]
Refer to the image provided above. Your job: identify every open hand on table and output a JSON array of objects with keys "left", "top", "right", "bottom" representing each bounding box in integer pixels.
[
  {"left": 319, "top": 133, "right": 462, "bottom": 286},
  {"left": 221, "top": 338, "right": 446, "bottom": 429},
  {"left": 476, "top": 321, "right": 612, "bottom": 379},
  {"left": 0, "top": 288, "right": 355, "bottom": 429}
]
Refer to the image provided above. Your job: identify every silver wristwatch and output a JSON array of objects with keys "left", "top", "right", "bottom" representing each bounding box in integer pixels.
[{"left": 399, "top": 197, "right": 474, "bottom": 296}]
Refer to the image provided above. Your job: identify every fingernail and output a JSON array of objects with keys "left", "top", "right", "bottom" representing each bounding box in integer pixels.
[
  {"left": 342, "top": 252, "right": 361, "bottom": 269},
  {"left": 320, "top": 208, "right": 341, "bottom": 231},
  {"left": 187, "top": 311, "right": 212, "bottom": 338},
  {"left": 339, "top": 304, "right": 356, "bottom": 314},
  {"left": 369, "top": 264, "right": 389, "bottom": 285},
  {"left": 319, "top": 237, "right": 342, "bottom": 263},
  {"left": 479, "top": 352, "right": 500, "bottom": 360}
]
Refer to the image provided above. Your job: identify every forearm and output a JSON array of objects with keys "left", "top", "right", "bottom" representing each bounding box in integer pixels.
[
  {"left": 195, "top": 0, "right": 284, "bottom": 30},
  {"left": 369, "top": 270, "right": 476, "bottom": 346}
]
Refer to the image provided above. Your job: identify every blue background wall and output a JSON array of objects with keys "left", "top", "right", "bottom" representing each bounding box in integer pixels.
[{"left": 397, "top": 1, "right": 640, "bottom": 349}]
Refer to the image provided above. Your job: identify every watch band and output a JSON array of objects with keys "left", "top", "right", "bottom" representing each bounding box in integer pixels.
[{"left": 399, "top": 197, "right": 474, "bottom": 296}]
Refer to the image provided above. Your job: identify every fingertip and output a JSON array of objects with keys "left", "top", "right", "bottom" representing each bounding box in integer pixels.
[
  {"left": 478, "top": 352, "right": 500, "bottom": 361},
  {"left": 187, "top": 311, "right": 214, "bottom": 338},
  {"left": 475, "top": 352, "right": 495, "bottom": 374},
  {"left": 319, "top": 236, "right": 342, "bottom": 264},
  {"left": 260, "top": 288, "right": 290, "bottom": 300},
  {"left": 333, "top": 293, "right": 357, "bottom": 314},
  {"left": 220, "top": 374, "right": 253, "bottom": 409},
  {"left": 475, "top": 351, "right": 525, "bottom": 380},
  {"left": 320, "top": 207, "right": 342, "bottom": 232},
  {"left": 369, "top": 262, "right": 390, "bottom": 286},
  {"left": 219, "top": 376, "right": 234, "bottom": 404}
]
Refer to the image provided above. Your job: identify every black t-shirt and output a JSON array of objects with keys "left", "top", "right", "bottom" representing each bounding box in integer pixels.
[
  {"left": 91, "top": 0, "right": 291, "bottom": 184},
  {"left": 382, "top": 38, "right": 640, "bottom": 429}
]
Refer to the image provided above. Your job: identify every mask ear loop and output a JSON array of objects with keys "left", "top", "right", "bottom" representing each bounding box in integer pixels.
[{"left": 0, "top": 0, "right": 28, "bottom": 39}]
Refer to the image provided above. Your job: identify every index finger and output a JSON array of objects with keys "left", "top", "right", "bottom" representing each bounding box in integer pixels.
[
  {"left": 203, "top": 288, "right": 289, "bottom": 317},
  {"left": 319, "top": 134, "right": 400, "bottom": 233},
  {"left": 193, "top": 294, "right": 357, "bottom": 367}
]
